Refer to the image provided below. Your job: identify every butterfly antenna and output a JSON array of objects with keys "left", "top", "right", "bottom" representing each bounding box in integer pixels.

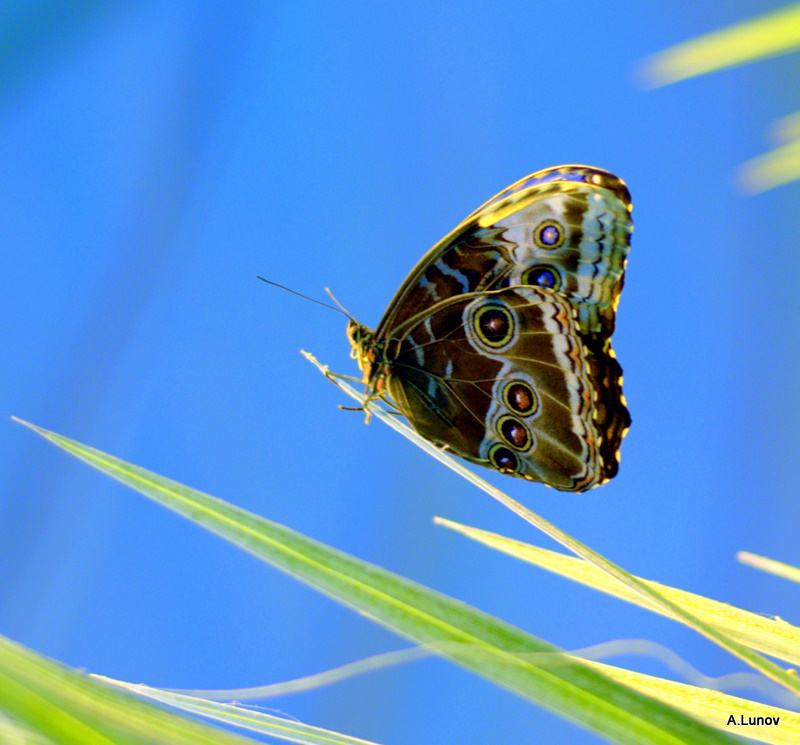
[
  {"left": 324, "top": 287, "right": 355, "bottom": 321},
  {"left": 256, "top": 277, "right": 350, "bottom": 318}
]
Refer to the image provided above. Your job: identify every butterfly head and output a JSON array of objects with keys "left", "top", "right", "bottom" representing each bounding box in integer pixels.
[{"left": 346, "top": 320, "right": 383, "bottom": 389}]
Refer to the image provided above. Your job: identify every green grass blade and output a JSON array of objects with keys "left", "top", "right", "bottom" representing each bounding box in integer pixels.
[
  {"left": 639, "top": 2, "right": 800, "bottom": 86},
  {"left": 0, "top": 711, "right": 58, "bottom": 745},
  {"left": 581, "top": 660, "right": 800, "bottom": 745},
  {"left": 738, "top": 138, "right": 800, "bottom": 192},
  {"left": 14, "top": 417, "right": 740, "bottom": 745},
  {"left": 93, "top": 678, "right": 383, "bottom": 745},
  {"left": 435, "top": 519, "right": 800, "bottom": 667},
  {"left": 0, "top": 632, "right": 264, "bottom": 745}
]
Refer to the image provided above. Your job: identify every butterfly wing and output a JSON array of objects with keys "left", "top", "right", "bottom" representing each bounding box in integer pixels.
[
  {"left": 376, "top": 165, "right": 632, "bottom": 343},
  {"left": 352, "top": 165, "right": 632, "bottom": 487},
  {"left": 382, "top": 286, "right": 626, "bottom": 491}
]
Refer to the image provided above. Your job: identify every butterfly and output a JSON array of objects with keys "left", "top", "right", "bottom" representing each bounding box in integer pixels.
[{"left": 347, "top": 165, "right": 632, "bottom": 491}]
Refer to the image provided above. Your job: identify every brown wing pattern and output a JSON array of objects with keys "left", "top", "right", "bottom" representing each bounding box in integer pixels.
[
  {"left": 383, "top": 287, "right": 623, "bottom": 491},
  {"left": 377, "top": 165, "right": 632, "bottom": 342},
  {"left": 350, "top": 165, "right": 632, "bottom": 490}
]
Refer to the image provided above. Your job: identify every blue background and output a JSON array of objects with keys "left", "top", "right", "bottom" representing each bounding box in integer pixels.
[{"left": 2, "top": 1, "right": 799, "bottom": 743}]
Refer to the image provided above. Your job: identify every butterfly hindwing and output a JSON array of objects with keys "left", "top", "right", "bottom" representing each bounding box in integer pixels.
[{"left": 383, "top": 286, "right": 615, "bottom": 491}]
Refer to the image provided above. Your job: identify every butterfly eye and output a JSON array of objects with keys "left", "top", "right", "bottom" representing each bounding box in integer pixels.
[
  {"left": 472, "top": 303, "right": 515, "bottom": 348},
  {"left": 502, "top": 381, "right": 538, "bottom": 416},
  {"left": 498, "top": 415, "right": 532, "bottom": 451},
  {"left": 522, "top": 265, "right": 561, "bottom": 290},
  {"left": 488, "top": 443, "right": 520, "bottom": 473}
]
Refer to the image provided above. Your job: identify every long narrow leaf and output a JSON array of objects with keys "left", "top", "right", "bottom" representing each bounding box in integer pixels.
[
  {"left": 738, "top": 138, "right": 800, "bottom": 192},
  {"left": 737, "top": 553, "right": 800, "bottom": 585},
  {"left": 581, "top": 659, "right": 800, "bottom": 745},
  {"left": 93, "top": 678, "right": 383, "bottom": 745},
  {"left": 435, "top": 519, "right": 800, "bottom": 667},
  {"left": 0, "top": 632, "right": 262, "bottom": 745},
  {"left": 640, "top": 3, "right": 800, "bottom": 86}
]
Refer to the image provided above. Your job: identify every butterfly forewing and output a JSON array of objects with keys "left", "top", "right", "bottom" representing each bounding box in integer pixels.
[{"left": 376, "top": 165, "right": 632, "bottom": 341}]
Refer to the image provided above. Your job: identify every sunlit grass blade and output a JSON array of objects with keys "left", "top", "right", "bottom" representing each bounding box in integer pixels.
[
  {"left": 738, "top": 138, "right": 800, "bottom": 192},
  {"left": 13, "top": 417, "right": 740, "bottom": 745},
  {"left": 0, "top": 632, "right": 264, "bottom": 745},
  {"left": 738, "top": 552, "right": 800, "bottom": 585},
  {"left": 299, "top": 355, "right": 800, "bottom": 700},
  {"left": 93, "top": 677, "right": 383, "bottom": 745},
  {"left": 435, "top": 519, "right": 800, "bottom": 667},
  {"left": 579, "top": 659, "right": 800, "bottom": 745},
  {"left": 639, "top": 2, "right": 800, "bottom": 86},
  {"left": 0, "top": 710, "right": 58, "bottom": 745}
]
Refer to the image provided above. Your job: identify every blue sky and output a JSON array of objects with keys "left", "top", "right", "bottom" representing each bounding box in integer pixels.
[{"left": 2, "top": 2, "right": 799, "bottom": 743}]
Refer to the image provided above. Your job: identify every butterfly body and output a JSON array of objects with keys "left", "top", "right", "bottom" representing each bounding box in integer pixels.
[{"left": 348, "top": 165, "right": 632, "bottom": 492}]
